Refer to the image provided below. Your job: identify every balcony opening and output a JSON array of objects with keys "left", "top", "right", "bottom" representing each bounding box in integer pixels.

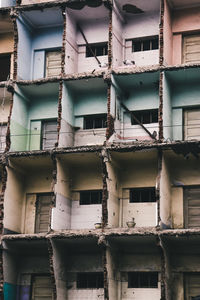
[
  {"left": 84, "top": 114, "right": 107, "bottom": 130},
  {"left": 77, "top": 272, "right": 104, "bottom": 289},
  {"left": 128, "top": 272, "right": 158, "bottom": 288},
  {"left": 131, "top": 109, "right": 158, "bottom": 125},
  {"left": 86, "top": 42, "right": 108, "bottom": 58},
  {"left": 130, "top": 188, "right": 156, "bottom": 203}
]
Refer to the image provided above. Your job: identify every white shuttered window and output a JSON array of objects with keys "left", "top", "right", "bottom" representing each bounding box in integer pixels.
[
  {"left": 183, "top": 35, "right": 200, "bottom": 64},
  {"left": 45, "top": 50, "right": 61, "bottom": 78}
]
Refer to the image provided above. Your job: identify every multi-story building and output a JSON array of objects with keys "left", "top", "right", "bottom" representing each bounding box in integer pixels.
[{"left": 0, "top": 0, "right": 200, "bottom": 299}]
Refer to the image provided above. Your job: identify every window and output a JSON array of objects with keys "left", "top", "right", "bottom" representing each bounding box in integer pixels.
[
  {"left": 80, "top": 190, "right": 102, "bottom": 205},
  {"left": 183, "top": 34, "right": 200, "bottom": 64},
  {"left": 86, "top": 43, "right": 108, "bottom": 57},
  {"left": 184, "top": 109, "right": 200, "bottom": 140},
  {"left": 130, "top": 188, "right": 156, "bottom": 203},
  {"left": 131, "top": 109, "right": 158, "bottom": 125},
  {"left": 41, "top": 120, "right": 57, "bottom": 150},
  {"left": 35, "top": 193, "right": 53, "bottom": 233},
  {"left": 184, "top": 187, "right": 200, "bottom": 228},
  {"left": 32, "top": 275, "right": 53, "bottom": 300},
  {"left": 0, "top": 124, "right": 7, "bottom": 152},
  {"left": 84, "top": 114, "right": 107, "bottom": 129},
  {"left": 45, "top": 50, "right": 61, "bottom": 78},
  {"left": 77, "top": 273, "right": 104, "bottom": 289},
  {"left": 128, "top": 272, "right": 158, "bottom": 288},
  {"left": 185, "top": 273, "right": 200, "bottom": 300},
  {"left": 132, "top": 36, "right": 159, "bottom": 52},
  {"left": 0, "top": 54, "right": 11, "bottom": 81}
]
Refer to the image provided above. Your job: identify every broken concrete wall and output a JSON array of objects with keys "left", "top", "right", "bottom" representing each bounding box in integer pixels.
[
  {"left": 3, "top": 245, "right": 18, "bottom": 300},
  {"left": 163, "top": 0, "right": 173, "bottom": 66},
  {"left": 160, "top": 152, "right": 171, "bottom": 228}
]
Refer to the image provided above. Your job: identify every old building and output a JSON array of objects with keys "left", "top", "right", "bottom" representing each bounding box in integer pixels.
[{"left": 1, "top": 0, "right": 200, "bottom": 299}]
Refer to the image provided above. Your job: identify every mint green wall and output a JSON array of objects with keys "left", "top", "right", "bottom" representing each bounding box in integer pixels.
[
  {"left": 11, "top": 85, "right": 58, "bottom": 151},
  {"left": 4, "top": 283, "right": 17, "bottom": 300},
  {"left": 11, "top": 89, "right": 29, "bottom": 151},
  {"left": 74, "top": 91, "right": 107, "bottom": 116}
]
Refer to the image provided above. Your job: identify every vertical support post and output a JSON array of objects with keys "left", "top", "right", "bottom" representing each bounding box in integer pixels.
[
  {"left": 159, "top": 0, "right": 164, "bottom": 66},
  {"left": 159, "top": 71, "right": 164, "bottom": 141},
  {"left": 100, "top": 150, "right": 108, "bottom": 228},
  {"left": 47, "top": 239, "right": 57, "bottom": 300}
]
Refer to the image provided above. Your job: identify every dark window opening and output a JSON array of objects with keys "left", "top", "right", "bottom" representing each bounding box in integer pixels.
[
  {"left": 132, "top": 36, "right": 159, "bottom": 52},
  {"left": 128, "top": 272, "right": 158, "bottom": 288},
  {"left": 130, "top": 188, "right": 156, "bottom": 203},
  {"left": 77, "top": 272, "right": 104, "bottom": 289},
  {"left": 0, "top": 54, "right": 11, "bottom": 81},
  {"left": 86, "top": 43, "right": 108, "bottom": 57},
  {"left": 131, "top": 109, "right": 158, "bottom": 125},
  {"left": 80, "top": 190, "right": 102, "bottom": 205},
  {"left": 84, "top": 114, "right": 107, "bottom": 129}
]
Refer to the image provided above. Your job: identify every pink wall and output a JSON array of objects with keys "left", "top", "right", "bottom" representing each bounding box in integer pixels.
[
  {"left": 172, "top": 7, "right": 200, "bottom": 64},
  {"left": 163, "top": 0, "right": 173, "bottom": 65}
]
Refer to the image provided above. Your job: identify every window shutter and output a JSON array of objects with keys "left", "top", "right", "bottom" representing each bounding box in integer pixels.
[
  {"left": 0, "top": 124, "right": 7, "bottom": 152},
  {"left": 32, "top": 275, "right": 53, "bottom": 300},
  {"left": 184, "top": 109, "right": 200, "bottom": 140},
  {"left": 46, "top": 51, "right": 61, "bottom": 78},
  {"left": 184, "top": 188, "right": 200, "bottom": 228},
  {"left": 42, "top": 121, "right": 57, "bottom": 150},
  {"left": 183, "top": 35, "right": 200, "bottom": 64},
  {"left": 185, "top": 273, "right": 200, "bottom": 299},
  {"left": 35, "top": 194, "right": 52, "bottom": 233}
]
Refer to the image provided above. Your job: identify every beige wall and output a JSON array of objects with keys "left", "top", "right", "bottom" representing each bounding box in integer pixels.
[{"left": 21, "top": 0, "right": 55, "bottom": 4}]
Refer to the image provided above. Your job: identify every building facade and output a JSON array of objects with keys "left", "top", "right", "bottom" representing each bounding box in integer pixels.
[{"left": 0, "top": 0, "right": 200, "bottom": 299}]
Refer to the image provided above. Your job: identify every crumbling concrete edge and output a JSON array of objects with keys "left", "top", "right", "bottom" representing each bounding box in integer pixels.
[{"left": 47, "top": 239, "right": 57, "bottom": 300}]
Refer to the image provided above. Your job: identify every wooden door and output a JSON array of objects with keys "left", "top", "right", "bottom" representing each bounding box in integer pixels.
[
  {"left": 185, "top": 273, "right": 200, "bottom": 300},
  {"left": 32, "top": 275, "right": 53, "bottom": 300},
  {"left": 184, "top": 188, "right": 200, "bottom": 228},
  {"left": 35, "top": 194, "right": 52, "bottom": 233},
  {"left": 41, "top": 121, "right": 57, "bottom": 150},
  {"left": 184, "top": 109, "right": 200, "bottom": 140},
  {"left": 183, "top": 35, "right": 200, "bottom": 64},
  {"left": 45, "top": 50, "right": 61, "bottom": 78}
]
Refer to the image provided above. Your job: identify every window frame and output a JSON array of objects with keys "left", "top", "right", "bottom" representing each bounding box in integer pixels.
[
  {"left": 132, "top": 36, "right": 159, "bottom": 53},
  {"left": 131, "top": 109, "right": 158, "bottom": 125},
  {"left": 83, "top": 114, "right": 107, "bottom": 130},
  {"left": 76, "top": 272, "right": 104, "bottom": 289},
  {"left": 129, "top": 187, "right": 156, "bottom": 203},
  {"left": 86, "top": 42, "right": 108, "bottom": 58},
  {"left": 128, "top": 272, "right": 159, "bottom": 288},
  {"left": 80, "top": 190, "right": 102, "bottom": 205}
]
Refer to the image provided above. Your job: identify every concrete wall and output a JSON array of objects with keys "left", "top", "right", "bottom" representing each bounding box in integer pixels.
[
  {"left": 163, "top": 73, "right": 172, "bottom": 140},
  {"left": 77, "top": 19, "right": 109, "bottom": 73},
  {"left": 172, "top": 7, "right": 200, "bottom": 64},
  {"left": 112, "top": 1, "right": 123, "bottom": 68},
  {"left": 168, "top": 152, "right": 200, "bottom": 228},
  {"left": 107, "top": 247, "right": 118, "bottom": 300},
  {"left": 65, "top": 9, "right": 78, "bottom": 74},
  {"left": 122, "top": 84, "right": 159, "bottom": 141},
  {"left": 0, "top": 89, "right": 11, "bottom": 123},
  {"left": 163, "top": 0, "right": 173, "bottom": 66},
  {"left": 119, "top": 253, "right": 161, "bottom": 300},
  {"left": 123, "top": 11, "right": 159, "bottom": 67},
  {"left": 4, "top": 159, "right": 53, "bottom": 234},
  {"left": 66, "top": 252, "right": 104, "bottom": 300},
  {"left": 17, "top": 14, "right": 62, "bottom": 80},
  {"left": 107, "top": 158, "right": 120, "bottom": 228},
  {"left": 61, "top": 80, "right": 107, "bottom": 147},
  {"left": 160, "top": 153, "right": 171, "bottom": 228},
  {"left": 118, "top": 152, "right": 158, "bottom": 227}
]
